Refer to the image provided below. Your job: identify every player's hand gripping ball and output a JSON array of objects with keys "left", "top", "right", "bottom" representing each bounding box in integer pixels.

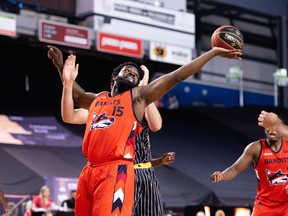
[{"left": 211, "top": 25, "right": 244, "bottom": 50}]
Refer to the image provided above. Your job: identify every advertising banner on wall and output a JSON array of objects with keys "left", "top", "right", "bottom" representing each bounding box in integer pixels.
[
  {"left": 149, "top": 42, "right": 192, "bottom": 65},
  {"left": 87, "top": 0, "right": 195, "bottom": 33},
  {"left": 76, "top": 0, "right": 195, "bottom": 49},
  {"left": 97, "top": 32, "right": 142, "bottom": 58},
  {"left": 38, "top": 19, "right": 90, "bottom": 49},
  {"left": 0, "top": 11, "right": 16, "bottom": 37},
  {"left": 0, "top": 115, "right": 82, "bottom": 147}
]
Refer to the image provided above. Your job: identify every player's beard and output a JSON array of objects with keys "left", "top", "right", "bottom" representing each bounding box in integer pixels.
[{"left": 115, "top": 76, "right": 138, "bottom": 93}]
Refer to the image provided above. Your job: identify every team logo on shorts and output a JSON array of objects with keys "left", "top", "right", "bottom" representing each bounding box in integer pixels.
[
  {"left": 90, "top": 112, "right": 115, "bottom": 129},
  {"left": 266, "top": 169, "right": 288, "bottom": 185}
]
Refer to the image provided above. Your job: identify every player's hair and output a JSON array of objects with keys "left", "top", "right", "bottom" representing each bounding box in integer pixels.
[{"left": 110, "top": 62, "right": 144, "bottom": 86}]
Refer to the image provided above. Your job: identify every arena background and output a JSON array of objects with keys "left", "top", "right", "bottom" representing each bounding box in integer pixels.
[{"left": 0, "top": 0, "right": 287, "bottom": 215}]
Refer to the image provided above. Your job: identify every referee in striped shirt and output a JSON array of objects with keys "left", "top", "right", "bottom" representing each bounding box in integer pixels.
[{"left": 133, "top": 66, "right": 175, "bottom": 216}]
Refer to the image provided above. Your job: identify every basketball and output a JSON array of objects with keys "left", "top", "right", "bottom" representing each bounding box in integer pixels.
[{"left": 211, "top": 25, "right": 244, "bottom": 50}]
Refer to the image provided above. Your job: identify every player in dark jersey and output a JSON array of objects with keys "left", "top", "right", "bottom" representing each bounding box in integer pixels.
[
  {"left": 50, "top": 45, "right": 241, "bottom": 215},
  {"left": 211, "top": 119, "right": 288, "bottom": 216},
  {"left": 133, "top": 118, "right": 175, "bottom": 216},
  {"left": 131, "top": 64, "right": 175, "bottom": 216}
]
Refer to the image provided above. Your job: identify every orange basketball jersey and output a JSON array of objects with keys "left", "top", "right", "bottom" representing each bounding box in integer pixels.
[
  {"left": 254, "top": 138, "right": 288, "bottom": 207},
  {"left": 82, "top": 90, "right": 143, "bottom": 163}
]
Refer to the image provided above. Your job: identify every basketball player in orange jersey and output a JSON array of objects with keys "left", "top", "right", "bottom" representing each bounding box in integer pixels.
[
  {"left": 210, "top": 123, "right": 288, "bottom": 215},
  {"left": 60, "top": 47, "right": 241, "bottom": 216},
  {"left": 48, "top": 45, "right": 175, "bottom": 215},
  {"left": 61, "top": 65, "right": 175, "bottom": 216}
]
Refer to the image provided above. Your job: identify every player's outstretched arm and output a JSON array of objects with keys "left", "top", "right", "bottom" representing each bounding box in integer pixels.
[
  {"left": 210, "top": 141, "right": 258, "bottom": 182},
  {"left": 47, "top": 45, "right": 64, "bottom": 77},
  {"left": 139, "top": 65, "right": 162, "bottom": 132},
  {"left": 135, "top": 47, "right": 242, "bottom": 112},
  {"left": 47, "top": 45, "right": 95, "bottom": 109},
  {"left": 151, "top": 152, "right": 176, "bottom": 168},
  {"left": 61, "top": 54, "right": 88, "bottom": 124}
]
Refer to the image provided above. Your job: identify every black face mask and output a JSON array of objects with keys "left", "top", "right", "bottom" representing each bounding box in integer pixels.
[{"left": 115, "top": 76, "right": 138, "bottom": 93}]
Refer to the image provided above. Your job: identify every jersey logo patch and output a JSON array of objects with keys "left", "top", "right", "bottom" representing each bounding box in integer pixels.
[
  {"left": 90, "top": 112, "right": 115, "bottom": 129},
  {"left": 266, "top": 169, "right": 288, "bottom": 185}
]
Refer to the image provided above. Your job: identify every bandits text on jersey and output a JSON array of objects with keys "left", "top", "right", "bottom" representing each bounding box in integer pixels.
[
  {"left": 94, "top": 99, "right": 121, "bottom": 107},
  {"left": 264, "top": 157, "right": 288, "bottom": 164}
]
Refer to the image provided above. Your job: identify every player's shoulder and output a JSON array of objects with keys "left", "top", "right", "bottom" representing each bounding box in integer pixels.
[
  {"left": 96, "top": 91, "right": 110, "bottom": 97},
  {"left": 246, "top": 140, "right": 261, "bottom": 152}
]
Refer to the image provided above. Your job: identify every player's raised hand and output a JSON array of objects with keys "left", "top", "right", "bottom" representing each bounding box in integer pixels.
[{"left": 63, "top": 54, "right": 79, "bottom": 85}]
